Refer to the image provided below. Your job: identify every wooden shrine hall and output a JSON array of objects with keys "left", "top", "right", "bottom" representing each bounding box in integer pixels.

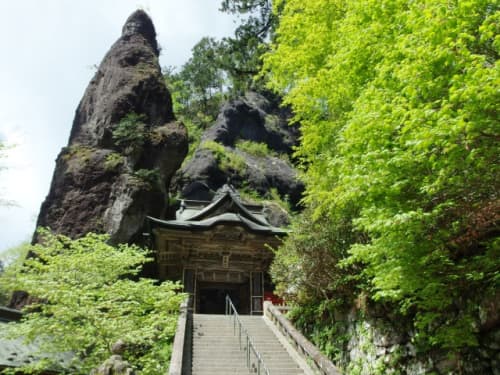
[{"left": 147, "top": 185, "right": 287, "bottom": 315}]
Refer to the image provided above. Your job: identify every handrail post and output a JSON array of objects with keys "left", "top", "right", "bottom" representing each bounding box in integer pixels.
[
  {"left": 246, "top": 335, "right": 250, "bottom": 368},
  {"left": 239, "top": 321, "right": 242, "bottom": 350},
  {"left": 225, "top": 295, "right": 271, "bottom": 375}
]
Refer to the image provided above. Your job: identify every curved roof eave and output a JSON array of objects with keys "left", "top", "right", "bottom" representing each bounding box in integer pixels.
[
  {"left": 146, "top": 214, "right": 288, "bottom": 236},
  {"left": 185, "top": 190, "right": 270, "bottom": 227}
]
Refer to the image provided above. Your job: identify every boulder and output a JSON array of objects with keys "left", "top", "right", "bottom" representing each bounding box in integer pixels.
[{"left": 173, "top": 92, "right": 304, "bottom": 213}]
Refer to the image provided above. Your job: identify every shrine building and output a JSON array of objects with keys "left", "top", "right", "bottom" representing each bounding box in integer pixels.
[{"left": 147, "top": 185, "right": 287, "bottom": 315}]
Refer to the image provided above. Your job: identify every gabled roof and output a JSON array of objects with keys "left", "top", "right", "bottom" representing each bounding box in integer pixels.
[{"left": 147, "top": 185, "right": 287, "bottom": 235}]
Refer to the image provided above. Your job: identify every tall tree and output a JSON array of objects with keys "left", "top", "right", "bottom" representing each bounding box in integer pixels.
[
  {"left": 164, "top": 38, "right": 226, "bottom": 129},
  {"left": 164, "top": 0, "right": 280, "bottom": 124},
  {"left": 264, "top": 0, "right": 499, "bottom": 354},
  {"left": 219, "top": 0, "right": 279, "bottom": 93},
  {"left": 179, "top": 37, "right": 226, "bottom": 113}
]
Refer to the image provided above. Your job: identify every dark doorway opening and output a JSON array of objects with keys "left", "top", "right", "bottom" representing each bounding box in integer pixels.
[{"left": 198, "top": 281, "right": 249, "bottom": 314}]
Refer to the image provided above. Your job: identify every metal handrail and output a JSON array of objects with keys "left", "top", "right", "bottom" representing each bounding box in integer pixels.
[{"left": 225, "top": 295, "right": 271, "bottom": 375}]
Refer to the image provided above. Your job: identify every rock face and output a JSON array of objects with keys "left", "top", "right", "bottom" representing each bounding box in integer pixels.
[
  {"left": 35, "top": 10, "right": 188, "bottom": 243},
  {"left": 332, "top": 306, "right": 500, "bottom": 375},
  {"left": 173, "top": 92, "right": 304, "bottom": 222}
]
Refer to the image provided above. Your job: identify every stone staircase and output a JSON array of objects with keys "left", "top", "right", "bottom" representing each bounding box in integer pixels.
[{"left": 191, "top": 314, "right": 308, "bottom": 375}]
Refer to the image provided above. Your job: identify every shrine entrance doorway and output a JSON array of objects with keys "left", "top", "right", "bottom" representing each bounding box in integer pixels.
[{"left": 197, "top": 281, "right": 249, "bottom": 314}]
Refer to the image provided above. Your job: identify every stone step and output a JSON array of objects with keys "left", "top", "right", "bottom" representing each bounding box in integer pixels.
[
  {"left": 193, "top": 351, "right": 294, "bottom": 359},
  {"left": 191, "top": 314, "right": 309, "bottom": 375},
  {"left": 194, "top": 356, "right": 299, "bottom": 365},
  {"left": 193, "top": 370, "right": 305, "bottom": 375},
  {"left": 193, "top": 339, "right": 282, "bottom": 345},
  {"left": 192, "top": 364, "right": 303, "bottom": 375}
]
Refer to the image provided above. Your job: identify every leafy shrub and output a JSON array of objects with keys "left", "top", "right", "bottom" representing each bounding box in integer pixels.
[
  {"left": 201, "top": 140, "right": 246, "bottom": 173},
  {"left": 132, "top": 168, "right": 160, "bottom": 187},
  {"left": 0, "top": 242, "right": 30, "bottom": 305},
  {"left": 61, "top": 145, "right": 95, "bottom": 173},
  {"left": 0, "top": 230, "right": 185, "bottom": 374},
  {"left": 112, "top": 113, "right": 147, "bottom": 151},
  {"left": 104, "top": 152, "right": 124, "bottom": 170},
  {"left": 235, "top": 140, "right": 274, "bottom": 158},
  {"left": 180, "top": 118, "right": 204, "bottom": 167}
]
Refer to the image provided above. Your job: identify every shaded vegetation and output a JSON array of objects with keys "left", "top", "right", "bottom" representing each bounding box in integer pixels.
[{"left": 132, "top": 168, "right": 161, "bottom": 188}]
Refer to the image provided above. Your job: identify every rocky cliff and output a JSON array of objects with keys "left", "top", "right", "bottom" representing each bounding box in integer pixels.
[
  {"left": 35, "top": 10, "right": 188, "bottom": 244},
  {"left": 172, "top": 91, "right": 304, "bottom": 224}
]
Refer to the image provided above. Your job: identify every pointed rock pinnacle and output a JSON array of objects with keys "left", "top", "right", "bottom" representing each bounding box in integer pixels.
[{"left": 122, "top": 10, "right": 159, "bottom": 55}]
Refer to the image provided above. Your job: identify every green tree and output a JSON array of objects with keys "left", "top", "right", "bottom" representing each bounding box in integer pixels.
[
  {"left": 264, "top": 0, "right": 499, "bottom": 355},
  {"left": 219, "top": 0, "right": 279, "bottom": 93},
  {"left": 0, "top": 230, "right": 185, "bottom": 374},
  {"left": 181, "top": 37, "right": 226, "bottom": 112},
  {"left": 165, "top": 38, "right": 226, "bottom": 123},
  {"left": 0, "top": 242, "right": 30, "bottom": 306},
  {"left": 165, "top": 1, "right": 279, "bottom": 111}
]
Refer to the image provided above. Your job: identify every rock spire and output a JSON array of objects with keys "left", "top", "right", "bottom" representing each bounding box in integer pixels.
[{"left": 35, "top": 10, "right": 188, "bottom": 243}]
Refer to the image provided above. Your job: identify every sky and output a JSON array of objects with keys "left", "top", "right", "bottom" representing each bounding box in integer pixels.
[{"left": 0, "top": 0, "right": 238, "bottom": 253}]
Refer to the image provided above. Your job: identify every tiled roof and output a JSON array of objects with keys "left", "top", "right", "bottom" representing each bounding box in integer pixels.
[{"left": 148, "top": 184, "right": 288, "bottom": 235}]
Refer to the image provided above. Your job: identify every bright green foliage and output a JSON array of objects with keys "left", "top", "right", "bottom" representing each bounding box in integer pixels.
[
  {"left": 235, "top": 140, "right": 274, "bottom": 157},
  {"left": 201, "top": 140, "right": 247, "bottom": 173},
  {"left": 0, "top": 243, "right": 30, "bottom": 305},
  {"left": 0, "top": 230, "right": 184, "bottom": 374},
  {"left": 112, "top": 113, "right": 147, "bottom": 151},
  {"left": 104, "top": 152, "right": 124, "bottom": 171},
  {"left": 182, "top": 118, "right": 204, "bottom": 163},
  {"left": 264, "top": 0, "right": 499, "bottom": 353}
]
